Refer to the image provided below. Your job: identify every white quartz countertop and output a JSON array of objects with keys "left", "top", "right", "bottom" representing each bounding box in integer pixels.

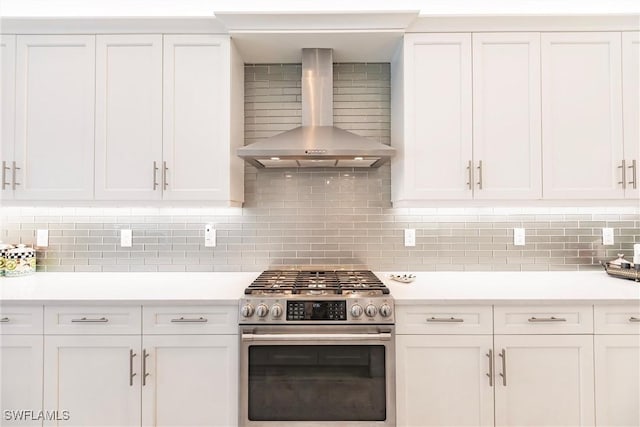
[
  {"left": 0, "top": 271, "right": 638, "bottom": 305},
  {"left": 0, "top": 272, "right": 260, "bottom": 304},
  {"left": 379, "top": 272, "right": 640, "bottom": 304}
]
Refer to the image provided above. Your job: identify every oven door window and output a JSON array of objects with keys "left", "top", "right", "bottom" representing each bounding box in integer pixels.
[{"left": 248, "top": 345, "right": 386, "bottom": 421}]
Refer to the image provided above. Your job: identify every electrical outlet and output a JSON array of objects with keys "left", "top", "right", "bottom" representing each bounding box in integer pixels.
[
  {"left": 205, "top": 224, "right": 216, "bottom": 247},
  {"left": 602, "top": 228, "right": 614, "bottom": 245},
  {"left": 36, "top": 229, "right": 49, "bottom": 247},
  {"left": 513, "top": 228, "right": 526, "bottom": 246},
  {"left": 120, "top": 229, "right": 132, "bottom": 248},
  {"left": 404, "top": 229, "right": 416, "bottom": 247}
]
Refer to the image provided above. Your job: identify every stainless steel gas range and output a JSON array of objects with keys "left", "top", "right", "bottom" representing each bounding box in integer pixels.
[{"left": 239, "top": 270, "right": 395, "bottom": 427}]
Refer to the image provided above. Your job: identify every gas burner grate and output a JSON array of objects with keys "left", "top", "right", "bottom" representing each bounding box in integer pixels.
[{"left": 245, "top": 270, "right": 389, "bottom": 295}]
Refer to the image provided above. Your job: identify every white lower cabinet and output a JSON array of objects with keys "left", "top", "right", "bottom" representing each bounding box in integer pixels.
[
  {"left": 594, "top": 335, "right": 640, "bottom": 427},
  {"left": 141, "top": 335, "right": 238, "bottom": 427},
  {"left": 39, "top": 305, "right": 239, "bottom": 427},
  {"left": 396, "top": 304, "right": 596, "bottom": 427},
  {"left": 396, "top": 335, "right": 494, "bottom": 426},
  {"left": 0, "top": 335, "right": 44, "bottom": 427},
  {"left": 43, "top": 335, "right": 141, "bottom": 427},
  {"left": 594, "top": 304, "right": 640, "bottom": 427},
  {"left": 493, "top": 334, "right": 595, "bottom": 427}
]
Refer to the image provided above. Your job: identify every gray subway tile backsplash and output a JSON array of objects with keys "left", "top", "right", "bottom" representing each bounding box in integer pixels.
[{"left": 1, "top": 63, "right": 639, "bottom": 272}]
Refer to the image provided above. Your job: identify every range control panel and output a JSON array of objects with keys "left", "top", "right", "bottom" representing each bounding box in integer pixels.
[
  {"left": 239, "top": 297, "right": 394, "bottom": 324},
  {"left": 287, "top": 301, "right": 346, "bottom": 321}
]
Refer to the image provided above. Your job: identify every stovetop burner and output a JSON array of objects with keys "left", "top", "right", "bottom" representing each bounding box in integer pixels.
[{"left": 245, "top": 270, "right": 389, "bottom": 295}]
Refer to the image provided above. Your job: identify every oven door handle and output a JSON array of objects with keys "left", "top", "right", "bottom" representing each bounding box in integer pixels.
[{"left": 242, "top": 332, "right": 392, "bottom": 342}]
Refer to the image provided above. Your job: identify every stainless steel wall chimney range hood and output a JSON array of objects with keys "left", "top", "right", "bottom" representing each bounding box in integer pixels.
[{"left": 237, "top": 48, "right": 395, "bottom": 168}]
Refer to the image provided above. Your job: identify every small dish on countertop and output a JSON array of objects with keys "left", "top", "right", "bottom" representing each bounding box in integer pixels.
[{"left": 389, "top": 274, "right": 416, "bottom": 283}]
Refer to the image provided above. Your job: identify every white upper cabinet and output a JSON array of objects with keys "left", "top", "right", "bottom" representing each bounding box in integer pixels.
[
  {"left": 14, "top": 35, "right": 96, "bottom": 200},
  {"left": 1, "top": 35, "right": 16, "bottom": 200},
  {"left": 472, "top": 33, "right": 542, "bottom": 200},
  {"left": 622, "top": 31, "right": 640, "bottom": 199},
  {"left": 393, "top": 33, "right": 473, "bottom": 203},
  {"left": 95, "top": 35, "right": 163, "bottom": 200},
  {"left": 162, "top": 35, "right": 244, "bottom": 204},
  {"left": 541, "top": 32, "right": 624, "bottom": 199},
  {"left": 0, "top": 36, "right": 16, "bottom": 200},
  {"left": 393, "top": 32, "right": 542, "bottom": 205}
]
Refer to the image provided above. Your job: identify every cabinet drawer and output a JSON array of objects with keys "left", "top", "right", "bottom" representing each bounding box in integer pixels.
[
  {"left": 0, "top": 305, "right": 43, "bottom": 334},
  {"left": 594, "top": 304, "right": 640, "bottom": 334},
  {"left": 143, "top": 305, "right": 237, "bottom": 334},
  {"left": 396, "top": 305, "right": 493, "bottom": 335},
  {"left": 494, "top": 305, "right": 593, "bottom": 334},
  {"left": 44, "top": 305, "right": 141, "bottom": 334}
]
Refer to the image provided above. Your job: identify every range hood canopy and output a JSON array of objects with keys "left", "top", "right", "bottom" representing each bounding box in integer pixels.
[{"left": 237, "top": 48, "right": 395, "bottom": 168}]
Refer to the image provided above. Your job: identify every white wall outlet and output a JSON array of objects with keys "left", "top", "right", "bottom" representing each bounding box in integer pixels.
[
  {"left": 513, "top": 228, "right": 526, "bottom": 246},
  {"left": 205, "top": 224, "right": 216, "bottom": 247},
  {"left": 404, "top": 229, "right": 416, "bottom": 247},
  {"left": 602, "top": 227, "right": 614, "bottom": 245},
  {"left": 120, "top": 229, "right": 132, "bottom": 248},
  {"left": 36, "top": 229, "right": 49, "bottom": 247}
]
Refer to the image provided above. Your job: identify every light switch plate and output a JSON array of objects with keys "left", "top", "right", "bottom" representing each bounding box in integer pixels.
[
  {"left": 513, "top": 228, "right": 526, "bottom": 246},
  {"left": 205, "top": 224, "right": 216, "bottom": 247},
  {"left": 404, "top": 229, "right": 416, "bottom": 247},
  {"left": 36, "top": 229, "right": 49, "bottom": 247},
  {"left": 120, "top": 229, "right": 132, "bottom": 248},
  {"left": 602, "top": 228, "right": 614, "bottom": 245}
]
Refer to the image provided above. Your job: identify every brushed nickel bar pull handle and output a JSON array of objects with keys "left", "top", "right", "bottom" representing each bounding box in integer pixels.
[
  {"left": 486, "top": 349, "right": 494, "bottom": 387},
  {"left": 1, "top": 161, "right": 9, "bottom": 189},
  {"left": 477, "top": 160, "right": 483, "bottom": 190},
  {"left": 0, "top": 317, "right": 9, "bottom": 323},
  {"left": 499, "top": 348, "right": 507, "bottom": 386},
  {"left": 152, "top": 161, "right": 159, "bottom": 190},
  {"left": 629, "top": 317, "right": 640, "bottom": 323},
  {"left": 528, "top": 316, "right": 567, "bottom": 322},
  {"left": 170, "top": 316, "right": 208, "bottom": 323},
  {"left": 426, "top": 316, "right": 464, "bottom": 323},
  {"left": 618, "top": 160, "right": 626, "bottom": 188},
  {"left": 129, "top": 350, "right": 137, "bottom": 386},
  {"left": 466, "top": 160, "right": 473, "bottom": 190},
  {"left": 71, "top": 317, "right": 109, "bottom": 323},
  {"left": 163, "top": 161, "right": 168, "bottom": 190},
  {"left": 142, "top": 349, "right": 150, "bottom": 386},
  {"left": 12, "top": 161, "right": 20, "bottom": 190},
  {"left": 629, "top": 160, "right": 637, "bottom": 189}
]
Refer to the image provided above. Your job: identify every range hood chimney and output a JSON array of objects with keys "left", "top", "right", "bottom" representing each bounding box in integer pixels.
[{"left": 237, "top": 48, "right": 395, "bottom": 168}]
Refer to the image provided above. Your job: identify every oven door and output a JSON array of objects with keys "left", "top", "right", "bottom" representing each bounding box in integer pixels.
[{"left": 240, "top": 325, "right": 395, "bottom": 427}]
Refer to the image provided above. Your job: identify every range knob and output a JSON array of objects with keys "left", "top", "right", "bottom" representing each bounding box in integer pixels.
[
  {"left": 256, "top": 304, "right": 269, "bottom": 318},
  {"left": 270, "top": 304, "right": 283, "bottom": 318},
  {"left": 351, "top": 304, "right": 363, "bottom": 318},
  {"left": 240, "top": 304, "right": 254, "bottom": 318},
  {"left": 379, "top": 304, "right": 393, "bottom": 318},
  {"left": 365, "top": 304, "right": 378, "bottom": 317}
]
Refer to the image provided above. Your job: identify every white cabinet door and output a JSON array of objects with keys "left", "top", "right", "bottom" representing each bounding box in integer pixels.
[
  {"left": 494, "top": 335, "right": 595, "bottom": 427},
  {"left": 0, "top": 335, "right": 43, "bottom": 427},
  {"left": 541, "top": 32, "right": 623, "bottom": 199},
  {"left": 43, "top": 335, "right": 140, "bottom": 427},
  {"left": 594, "top": 335, "right": 640, "bottom": 427},
  {"left": 14, "top": 35, "right": 95, "bottom": 200},
  {"left": 472, "top": 33, "right": 541, "bottom": 200},
  {"left": 396, "top": 335, "right": 494, "bottom": 427},
  {"left": 163, "top": 35, "right": 243, "bottom": 203},
  {"left": 95, "top": 35, "right": 162, "bottom": 200},
  {"left": 1, "top": 35, "right": 16, "bottom": 200},
  {"left": 396, "top": 33, "right": 473, "bottom": 202},
  {"left": 622, "top": 32, "right": 640, "bottom": 199},
  {"left": 141, "top": 335, "right": 238, "bottom": 427}
]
